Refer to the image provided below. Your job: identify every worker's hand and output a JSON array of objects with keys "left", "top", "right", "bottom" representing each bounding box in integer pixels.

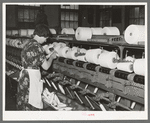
[
  {"left": 43, "top": 44, "right": 54, "bottom": 54},
  {"left": 46, "top": 50, "right": 57, "bottom": 60},
  {"left": 50, "top": 51, "right": 57, "bottom": 59}
]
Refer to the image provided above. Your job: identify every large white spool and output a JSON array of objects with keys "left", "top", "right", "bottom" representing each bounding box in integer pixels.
[
  {"left": 12, "top": 30, "right": 19, "bottom": 36},
  {"left": 58, "top": 42, "right": 67, "bottom": 47},
  {"left": 52, "top": 42, "right": 58, "bottom": 46},
  {"left": 13, "top": 39, "right": 16, "bottom": 47},
  {"left": 76, "top": 55, "right": 86, "bottom": 62},
  {"left": 72, "top": 46, "right": 79, "bottom": 51},
  {"left": 57, "top": 46, "right": 70, "bottom": 58},
  {"left": 75, "top": 27, "right": 92, "bottom": 41},
  {"left": 50, "top": 28, "right": 57, "bottom": 34},
  {"left": 102, "top": 27, "right": 120, "bottom": 35},
  {"left": 65, "top": 48, "right": 72, "bottom": 59},
  {"left": 54, "top": 45, "right": 62, "bottom": 54},
  {"left": 76, "top": 48, "right": 86, "bottom": 62},
  {"left": 27, "top": 29, "right": 34, "bottom": 36},
  {"left": 11, "top": 39, "right": 15, "bottom": 46},
  {"left": 12, "top": 39, "right": 16, "bottom": 47},
  {"left": 117, "top": 62, "right": 133, "bottom": 73},
  {"left": 61, "top": 28, "right": 75, "bottom": 34},
  {"left": 43, "top": 44, "right": 54, "bottom": 55},
  {"left": 53, "top": 42, "right": 66, "bottom": 53},
  {"left": 91, "top": 27, "right": 103, "bottom": 35},
  {"left": 124, "top": 25, "right": 145, "bottom": 44},
  {"left": 133, "top": 59, "right": 145, "bottom": 76},
  {"left": 19, "top": 29, "right": 28, "bottom": 36},
  {"left": 18, "top": 42, "right": 23, "bottom": 48},
  {"left": 9, "top": 39, "right": 13, "bottom": 46},
  {"left": 79, "top": 48, "right": 87, "bottom": 54},
  {"left": 98, "top": 51, "right": 119, "bottom": 69},
  {"left": 14, "top": 39, "right": 20, "bottom": 47},
  {"left": 71, "top": 48, "right": 78, "bottom": 60},
  {"left": 85, "top": 49, "right": 102, "bottom": 64},
  {"left": 66, "top": 48, "right": 78, "bottom": 60}
]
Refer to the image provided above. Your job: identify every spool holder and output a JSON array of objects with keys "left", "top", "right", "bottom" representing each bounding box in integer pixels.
[
  {"left": 74, "top": 61, "right": 85, "bottom": 68},
  {"left": 114, "top": 70, "right": 130, "bottom": 80},
  {"left": 99, "top": 67, "right": 111, "bottom": 74},
  {"left": 65, "top": 59, "right": 74, "bottom": 65},
  {"left": 58, "top": 57, "right": 66, "bottom": 63},
  {"left": 86, "top": 63, "right": 98, "bottom": 71},
  {"left": 133, "top": 75, "right": 144, "bottom": 85}
]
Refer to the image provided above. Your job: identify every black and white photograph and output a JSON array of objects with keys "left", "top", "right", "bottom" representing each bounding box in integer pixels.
[{"left": 3, "top": 2, "right": 148, "bottom": 121}]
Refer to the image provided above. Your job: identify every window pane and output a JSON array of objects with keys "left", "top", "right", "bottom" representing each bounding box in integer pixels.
[
  {"left": 135, "top": 7, "right": 139, "bottom": 18},
  {"left": 129, "top": 6, "right": 144, "bottom": 25},
  {"left": 61, "top": 12, "right": 65, "bottom": 20},
  {"left": 130, "top": 8, "right": 134, "bottom": 18},
  {"left": 75, "top": 5, "right": 79, "bottom": 10},
  {"left": 70, "top": 5, "right": 74, "bottom": 9},
  {"left": 75, "top": 12, "right": 78, "bottom": 21},
  {"left": 60, "top": 5, "right": 78, "bottom": 29},
  {"left": 17, "top": 5, "right": 40, "bottom": 29},
  {"left": 24, "top": 9, "right": 29, "bottom": 22},
  {"left": 100, "top": 12, "right": 102, "bottom": 20},
  {"left": 139, "top": 19, "right": 144, "bottom": 25},
  {"left": 70, "top": 22, "right": 74, "bottom": 28},
  {"left": 70, "top": 12, "right": 74, "bottom": 21},
  {"left": 66, "top": 5, "right": 70, "bottom": 9},
  {"left": 140, "top": 7, "right": 144, "bottom": 18},
  {"left": 61, "top": 21, "right": 65, "bottom": 29},
  {"left": 65, "top": 12, "right": 69, "bottom": 20},
  {"left": 18, "top": 9, "right": 24, "bottom": 22},
  {"left": 100, "top": 21, "right": 102, "bottom": 27},
  {"left": 74, "top": 21, "right": 78, "bottom": 28},
  {"left": 105, "top": 11, "right": 110, "bottom": 20},
  {"left": 65, "top": 21, "right": 69, "bottom": 28},
  {"left": 133, "top": 19, "right": 137, "bottom": 24},
  {"left": 34, "top": 10, "right": 39, "bottom": 21},
  {"left": 29, "top": 9, "right": 34, "bottom": 22},
  {"left": 61, "top": 5, "right": 66, "bottom": 9}
]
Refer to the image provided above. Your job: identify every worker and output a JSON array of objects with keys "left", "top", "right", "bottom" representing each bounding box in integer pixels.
[
  {"left": 35, "top": 8, "right": 49, "bottom": 26},
  {"left": 16, "top": 24, "right": 57, "bottom": 110}
]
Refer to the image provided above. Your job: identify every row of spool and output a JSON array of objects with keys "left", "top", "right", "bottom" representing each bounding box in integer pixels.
[
  {"left": 6, "top": 36, "right": 145, "bottom": 76},
  {"left": 6, "top": 38, "right": 28, "bottom": 49},
  {"left": 6, "top": 24, "right": 145, "bottom": 45},
  {"left": 48, "top": 42, "right": 145, "bottom": 76}
]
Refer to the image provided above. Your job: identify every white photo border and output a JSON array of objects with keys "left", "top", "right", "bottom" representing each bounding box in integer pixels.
[{"left": 3, "top": 2, "right": 148, "bottom": 121}]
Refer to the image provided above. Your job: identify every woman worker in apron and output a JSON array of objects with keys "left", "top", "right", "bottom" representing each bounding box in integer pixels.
[{"left": 17, "top": 24, "right": 57, "bottom": 110}]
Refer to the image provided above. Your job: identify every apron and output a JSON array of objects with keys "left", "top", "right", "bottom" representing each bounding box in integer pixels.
[{"left": 19, "top": 68, "right": 43, "bottom": 109}]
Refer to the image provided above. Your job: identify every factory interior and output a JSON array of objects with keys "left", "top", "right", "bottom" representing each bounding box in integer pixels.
[{"left": 5, "top": 4, "right": 145, "bottom": 111}]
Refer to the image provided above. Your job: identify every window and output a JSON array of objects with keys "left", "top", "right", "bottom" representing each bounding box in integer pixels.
[
  {"left": 17, "top": 5, "right": 40, "bottom": 28},
  {"left": 60, "top": 5, "right": 79, "bottom": 29},
  {"left": 99, "top": 6, "right": 112, "bottom": 27},
  {"left": 129, "top": 6, "right": 145, "bottom": 25}
]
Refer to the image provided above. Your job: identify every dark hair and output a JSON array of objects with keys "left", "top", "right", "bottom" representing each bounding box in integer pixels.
[{"left": 33, "top": 24, "right": 52, "bottom": 37}]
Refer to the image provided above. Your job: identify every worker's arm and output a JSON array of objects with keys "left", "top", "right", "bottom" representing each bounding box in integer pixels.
[{"left": 41, "top": 51, "right": 57, "bottom": 70}]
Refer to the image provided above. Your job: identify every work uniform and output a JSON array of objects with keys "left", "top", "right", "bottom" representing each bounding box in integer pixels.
[{"left": 17, "top": 39, "right": 46, "bottom": 110}]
